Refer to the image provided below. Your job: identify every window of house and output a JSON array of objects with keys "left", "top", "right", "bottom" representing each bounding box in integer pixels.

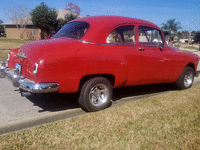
[
  {"left": 32, "top": 28, "right": 36, "bottom": 36},
  {"left": 139, "top": 26, "right": 163, "bottom": 45},
  {"left": 106, "top": 25, "right": 135, "bottom": 43}
]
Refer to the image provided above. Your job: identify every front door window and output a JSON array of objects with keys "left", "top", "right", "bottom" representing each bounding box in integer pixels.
[{"left": 139, "top": 26, "right": 163, "bottom": 45}]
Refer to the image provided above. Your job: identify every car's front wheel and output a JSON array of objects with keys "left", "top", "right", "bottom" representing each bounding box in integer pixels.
[
  {"left": 175, "top": 66, "right": 194, "bottom": 90},
  {"left": 78, "top": 77, "right": 113, "bottom": 112}
]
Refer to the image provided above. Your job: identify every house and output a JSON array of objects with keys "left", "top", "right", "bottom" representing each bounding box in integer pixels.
[
  {"left": 1, "top": 18, "right": 41, "bottom": 40},
  {"left": 1, "top": 9, "right": 80, "bottom": 40},
  {"left": 179, "top": 32, "right": 194, "bottom": 43}
]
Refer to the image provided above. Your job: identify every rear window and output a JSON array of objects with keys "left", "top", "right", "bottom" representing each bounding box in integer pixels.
[{"left": 54, "top": 21, "right": 90, "bottom": 40}]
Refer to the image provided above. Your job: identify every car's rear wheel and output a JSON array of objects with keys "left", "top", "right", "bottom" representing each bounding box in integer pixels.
[
  {"left": 78, "top": 77, "right": 113, "bottom": 112},
  {"left": 175, "top": 66, "right": 194, "bottom": 90}
]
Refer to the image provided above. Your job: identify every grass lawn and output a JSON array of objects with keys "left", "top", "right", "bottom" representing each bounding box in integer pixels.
[
  {"left": 0, "top": 84, "right": 200, "bottom": 149},
  {"left": 173, "top": 42, "right": 198, "bottom": 50},
  {"left": 0, "top": 38, "right": 33, "bottom": 61},
  {"left": 0, "top": 38, "right": 33, "bottom": 50}
]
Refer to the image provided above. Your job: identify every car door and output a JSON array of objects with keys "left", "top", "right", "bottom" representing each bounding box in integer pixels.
[
  {"left": 105, "top": 25, "right": 176, "bottom": 86},
  {"left": 106, "top": 25, "right": 144, "bottom": 86},
  {"left": 136, "top": 26, "right": 176, "bottom": 84}
]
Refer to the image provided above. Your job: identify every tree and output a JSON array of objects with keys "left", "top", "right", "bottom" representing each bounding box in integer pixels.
[
  {"left": 57, "top": 13, "right": 78, "bottom": 30},
  {"left": 161, "top": 19, "right": 182, "bottom": 41},
  {"left": 4, "top": 5, "right": 30, "bottom": 39},
  {"left": 0, "top": 20, "right": 5, "bottom": 37},
  {"left": 57, "top": 2, "right": 81, "bottom": 30},
  {"left": 31, "top": 2, "right": 57, "bottom": 39},
  {"left": 57, "top": 18, "right": 66, "bottom": 30},
  {"left": 194, "top": 31, "right": 200, "bottom": 43},
  {"left": 65, "top": 2, "right": 81, "bottom": 16}
]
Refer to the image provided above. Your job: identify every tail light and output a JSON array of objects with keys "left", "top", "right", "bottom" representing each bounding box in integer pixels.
[{"left": 33, "top": 63, "right": 38, "bottom": 74}]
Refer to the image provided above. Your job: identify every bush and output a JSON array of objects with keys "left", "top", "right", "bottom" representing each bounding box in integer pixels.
[{"left": 194, "top": 32, "right": 200, "bottom": 43}]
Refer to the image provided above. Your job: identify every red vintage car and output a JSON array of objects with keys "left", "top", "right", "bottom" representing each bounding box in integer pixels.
[{"left": 1, "top": 16, "right": 200, "bottom": 112}]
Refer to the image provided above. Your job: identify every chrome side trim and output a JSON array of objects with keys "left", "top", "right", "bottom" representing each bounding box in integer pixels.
[{"left": 80, "top": 40, "right": 168, "bottom": 48}]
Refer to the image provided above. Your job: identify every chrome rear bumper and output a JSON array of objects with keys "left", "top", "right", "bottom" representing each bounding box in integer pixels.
[
  {"left": 0, "top": 61, "right": 60, "bottom": 93},
  {"left": 19, "top": 78, "right": 60, "bottom": 93}
]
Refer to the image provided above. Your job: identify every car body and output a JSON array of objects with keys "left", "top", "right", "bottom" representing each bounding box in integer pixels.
[{"left": 1, "top": 16, "right": 200, "bottom": 111}]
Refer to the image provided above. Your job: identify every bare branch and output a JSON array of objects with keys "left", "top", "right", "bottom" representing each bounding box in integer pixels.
[{"left": 4, "top": 5, "right": 31, "bottom": 39}]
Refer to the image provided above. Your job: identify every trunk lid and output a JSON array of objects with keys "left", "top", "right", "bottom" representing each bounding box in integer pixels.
[
  {"left": 16, "top": 38, "right": 80, "bottom": 68},
  {"left": 15, "top": 38, "right": 81, "bottom": 79}
]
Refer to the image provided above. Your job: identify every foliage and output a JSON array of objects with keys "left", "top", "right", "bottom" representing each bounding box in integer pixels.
[
  {"left": 31, "top": 2, "right": 57, "bottom": 39},
  {"left": 161, "top": 19, "right": 182, "bottom": 41},
  {"left": 56, "top": 18, "right": 66, "bottom": 30},
  {"left": 0, "top": 20, "right": 5, "bottom": 37},
  {"left": 57, "top": 3, "right": 80, "bottom": 30},
  {"left": 56, "top": 13, "right": 79, "bottom": 31},
  {"left": 65, "top": 2, "right": 81, "bottom": 15},
  {"left": 194, "top": 31, "right": 200, "bottom": 43},
  {"left": 65, "top": 13, "right": 79, "bottom": 23},
  {"left": 161, "top": 19, "right": 182, "bottom": 34}
]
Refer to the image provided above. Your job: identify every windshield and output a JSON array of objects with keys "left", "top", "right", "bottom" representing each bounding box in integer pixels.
[{"left": 54, "top": 21, "right": 90, "bottom": 40}]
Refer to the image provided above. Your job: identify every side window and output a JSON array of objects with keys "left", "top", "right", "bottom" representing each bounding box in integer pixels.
[
  {"left": 139, "top": 26, "right": 163, "bottom": 45},
  {"left": 106, "top": 30, "right": 123, "bottom": 43},
  {"left": 106, "top": 25, "right": 135, "bottom": 43}
]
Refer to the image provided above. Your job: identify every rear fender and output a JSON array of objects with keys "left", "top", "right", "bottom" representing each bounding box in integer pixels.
[{"left": 8, "top": 48, "right": 19, "bottom": 69}]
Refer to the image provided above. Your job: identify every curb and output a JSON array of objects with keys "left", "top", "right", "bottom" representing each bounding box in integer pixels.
[{"left": 0, "top": 108, "right": 85, "bottom": 136}]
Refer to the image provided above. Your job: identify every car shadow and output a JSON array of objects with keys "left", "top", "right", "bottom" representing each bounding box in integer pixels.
[
  {"left": 23, "top": 83, "right": 175, "bottom": 113},
  {"left": 24, "top": 92, "right": 80, "bottom": 112},
  {"left": 112, "top": 83, "right": 174, "bottom": 101}
]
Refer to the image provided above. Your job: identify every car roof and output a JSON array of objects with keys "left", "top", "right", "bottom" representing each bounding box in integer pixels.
[{"left": 72, "top": 16, "right": 160, "bottom": 43}]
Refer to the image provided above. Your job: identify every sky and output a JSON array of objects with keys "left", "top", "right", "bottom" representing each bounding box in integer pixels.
[{"left": 0, "top": 0, "right": 199, "bottom": 31}]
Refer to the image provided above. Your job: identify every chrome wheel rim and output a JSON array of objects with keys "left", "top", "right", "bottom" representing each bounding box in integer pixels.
[
  {"left": 89, "top": 83, "right": 109, "bottom": 106},
  {"left": 184, "top": 71, "right": 193, "bottom": 88}
]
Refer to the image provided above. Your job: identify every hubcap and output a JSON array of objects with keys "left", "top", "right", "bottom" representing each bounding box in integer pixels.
[
  {"left": 184, "top": 71, "right": 193, "bottom": 88},
  {"left": 89, "top": 83, "right": 109, "bottom": 106}
]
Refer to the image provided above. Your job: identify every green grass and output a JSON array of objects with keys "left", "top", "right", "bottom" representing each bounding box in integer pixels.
[
  {"left": 0, "top": 50, "right": 10, "bottom": 61},
  {"left": 0, "top": 38, "right": 33, "bottom": 50},
  {"left": 0, "top": 85, "right": 200, "bottom": 149},
  {"left": 0, "top": 38, "right": 34, "bottom": 60},
  {"left": 0, "top": 38, "right": 33, "bottom": 44}
]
